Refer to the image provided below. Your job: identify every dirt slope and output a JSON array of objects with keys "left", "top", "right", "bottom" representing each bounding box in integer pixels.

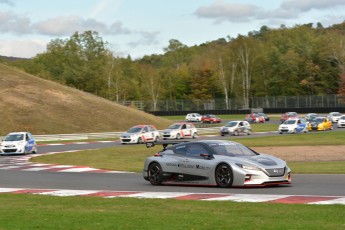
[{"left": 0, "top": 64, "right": 172, "bottom": 135}]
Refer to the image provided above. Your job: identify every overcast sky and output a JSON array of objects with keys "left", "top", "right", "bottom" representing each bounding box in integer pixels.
[{"left": 1, "top": 0, "right": 345, "bottom": 59}]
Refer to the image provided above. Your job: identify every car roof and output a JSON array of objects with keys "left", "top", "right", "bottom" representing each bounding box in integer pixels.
[{"left": 7, "top": 132, "right": 29, "bottom": 135}]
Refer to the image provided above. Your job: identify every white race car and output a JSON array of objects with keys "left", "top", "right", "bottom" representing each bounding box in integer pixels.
[
  {"left": 120, "top": 125, "right": 160, "bottom": 144},
  {"left": 185, "top": 113, "right": 202, "bottom": 122},
  {"left": 220, "top": 121, "right": 252, "bottom": 136},
  {"left": 0, "top": 132, "right": 37, "bottom": 155},
  {"left": 337, "top": 115, "right": 345, "bottom": 128},
  {"left": 328, "top": 112, "right": 342, "bottom": 123},
  {"left": 143, "top": 140, "right": 291, "bottom": 187},
  {"left": 162, "top": 122, "right": 197, "bottom": 140},
  {"left": 278, "top": 118, "right": 308, "bottom": 134}
]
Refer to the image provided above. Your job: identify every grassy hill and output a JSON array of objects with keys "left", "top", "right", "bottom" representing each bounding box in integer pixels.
[{"left": 0, "top": 64, "right": 172, "bottom": 135}]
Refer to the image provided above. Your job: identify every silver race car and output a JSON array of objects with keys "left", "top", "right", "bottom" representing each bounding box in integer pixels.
[{"left": 143, "top": 140, "right": 291, "bottom": 187}]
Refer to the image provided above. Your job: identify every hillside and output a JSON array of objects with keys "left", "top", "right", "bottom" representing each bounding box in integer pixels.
[{"left": 0, "top": 64, "right": 172, "bottom": 135}]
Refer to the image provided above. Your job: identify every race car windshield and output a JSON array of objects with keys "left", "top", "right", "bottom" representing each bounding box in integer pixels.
[
  {"left": 225, "top": 122, "right": 237, "bottom": 127},
  {"left": 168, "top": 124, "right": 181, "bottom": 129},
  {"left": 127, "top": 127, "right": 143, "bottom": 133},
  {"left": 284, "top": 120, "right": 296, "bottom": 124},
  {"left": 4, "top": 134, "right": 24, "bottom": 141},
  {"left": 211, "top": 143, "right": 257, "bottom": 157},
  {"left": 315, "top": 118, "right": 324, "bottom": 123}
]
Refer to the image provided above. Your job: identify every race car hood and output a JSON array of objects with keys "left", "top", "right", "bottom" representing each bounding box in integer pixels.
[
  {"left": 221, "top": 126, "right": 236, "bottom": 131},
  {"left": 217, "top": 154, "right": 286, "bottom": 168},
  {"left": 239, "top": 155, "right": 281, "bottom": 166},
  {"left": 163, "top": 129, "right": 178, "bottom": 132},
  {"left": 121, "top": 132, "right": 139, "bottom": 137},
  {"left": 310, "top": 121, "right": 321, "bottom": 126}
]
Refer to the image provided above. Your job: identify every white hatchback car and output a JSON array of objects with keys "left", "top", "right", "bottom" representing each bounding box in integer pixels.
[
  {"left": 328, "top": 112, "right": 342, "bottom": 123},
  {"left": 120, "top": 125, "right": 160, "bottom": 144},
  {"left": 278, "top": 118, "right": 308, "bottom": 134},
  {"left": 0, "top": 132, "right": 37, "bottom": 155},
  {"left": 185, "top": 113, "right": 202, "bottom": 122},
  {"left": 162, "top": 122, "right": 197, "bottom": 140},
  {"left": 337, "top": 115, "right": 345, "bottom": 128},
  {"left": 220, "top": 121, "right": 252, "bottom": 136}
]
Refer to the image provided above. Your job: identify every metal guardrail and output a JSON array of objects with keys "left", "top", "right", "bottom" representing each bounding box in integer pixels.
[{"left": 31, "top": 128, "right": 221, "bottom": 142}]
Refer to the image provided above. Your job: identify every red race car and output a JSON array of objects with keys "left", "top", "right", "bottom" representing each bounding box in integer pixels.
[
  {"left": 245, "top": 113, "right": 265, "bottom": 123},
  {"left": 280, "top": 112, "right": 299, "bottom": 123},
  {"left": 201, "top": 114, "right": 221, "bottom": 123}
]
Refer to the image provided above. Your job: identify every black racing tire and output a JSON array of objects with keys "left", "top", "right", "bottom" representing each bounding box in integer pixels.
[
  {"left": 215, "top": 163, "right": 233, "bottom": 188},
  {"left": 233, "top": 130, "right": 239, "bottom": 136},
  {"left": 148, "top": 162, "right": 164, "bottom": 185},
  {"left": 154, "top": 136, "right": 159, "bottom": 142},
  {"left": 192, "top": 132, "right": 197, "bottom": 139},
  {"left": 176, "top": 133, "right": 181, "bottom": 140},
  {"left": 137, "top": 137, "right": 143, "bottom": 144}
]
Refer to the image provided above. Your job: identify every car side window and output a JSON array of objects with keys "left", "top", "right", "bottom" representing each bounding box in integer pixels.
[
  {"left": 173, "top": 145, "right": 187, "bottom": 156},
  {"left": 187, "top": 144, "right": 209, "bottom": 157},
  {"left": 143, "top": 126, "right": 149, "bottom": 133}
]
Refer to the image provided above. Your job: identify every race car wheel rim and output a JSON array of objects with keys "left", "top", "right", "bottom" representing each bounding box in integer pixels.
[
  {"left": 215, "top": 164, "right": 233, "bottom": 188},
  {"left": 148, "top": 163, "right": 163, "bottom": 185},
  {"left": 176, "top": 134, "right": 181, "bottom": 140}
]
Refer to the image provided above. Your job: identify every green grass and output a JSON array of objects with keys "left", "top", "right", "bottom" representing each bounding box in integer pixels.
[
  {"left": 0, "top": 194, "right": 344, "bottom": 230},
  {"left": 233, "top": 130, "right": 344, "bottom": 146},
  {"left": 288, "top": 161, "right": 345, "bottom": 174}
]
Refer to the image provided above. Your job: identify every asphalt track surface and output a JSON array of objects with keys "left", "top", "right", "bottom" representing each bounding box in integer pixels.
[{"left": 1, "top": 130, "right": 345, "bottom": 199}]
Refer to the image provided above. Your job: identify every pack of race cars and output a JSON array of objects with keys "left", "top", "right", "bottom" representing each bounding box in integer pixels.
[{"left": 118, "top": 111, "right": 344, "bottom": 145}]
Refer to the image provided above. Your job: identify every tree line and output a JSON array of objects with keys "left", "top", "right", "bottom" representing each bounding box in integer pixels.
[{"left": 9, "top": 22, "right": 345, "bottom": 110}]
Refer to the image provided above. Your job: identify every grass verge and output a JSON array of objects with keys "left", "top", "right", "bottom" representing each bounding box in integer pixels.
[
  {"left": 0, "top": 194, "right": 344, "bottom": 230},
  {"left": 234, "top": 130, "right": 344, "bottom": 146}
]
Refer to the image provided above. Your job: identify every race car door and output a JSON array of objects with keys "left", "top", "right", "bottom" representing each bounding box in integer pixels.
[
  {"left": 295, "top": 119, "right": 306, "bottom": 133},
  {"left": 180, "top": 123, "right": 192, "bottom": 138},
  {"left": 178, "top": 143, "right": 213, "bottom": 180}
]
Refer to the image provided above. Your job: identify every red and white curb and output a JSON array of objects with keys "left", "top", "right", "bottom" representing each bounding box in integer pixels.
[
  {"left": 0, "top": 188, "right": 344, "bottom": 205},
  {"left": 0, "top": 149, "right": 133, "bottom": 174}
]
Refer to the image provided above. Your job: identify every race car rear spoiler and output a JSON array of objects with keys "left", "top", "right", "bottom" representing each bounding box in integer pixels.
[{"left": 146, "top": 141, "right": 189, "bottom": 150}]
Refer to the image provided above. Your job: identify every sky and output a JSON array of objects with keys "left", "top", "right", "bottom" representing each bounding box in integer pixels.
[{"left": 1, "top": 0, "right": 345, "bottom": 59}]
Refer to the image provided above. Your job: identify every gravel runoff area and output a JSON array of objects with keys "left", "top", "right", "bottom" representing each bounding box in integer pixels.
[{"left": 252, "top": 145, "right": 345, "bottom": 162}]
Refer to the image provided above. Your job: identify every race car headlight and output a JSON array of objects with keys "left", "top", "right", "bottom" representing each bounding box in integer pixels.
[{"left": 236, "top": 163, "right": 261, "bottom": 171}]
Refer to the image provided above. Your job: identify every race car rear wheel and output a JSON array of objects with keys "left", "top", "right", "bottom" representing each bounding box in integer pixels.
[
  {"left": 215, "top": 163, "right": 233, "bottom": 188},
  {"left": 148, "top": 163, "right": 164, "bottom": 185}
]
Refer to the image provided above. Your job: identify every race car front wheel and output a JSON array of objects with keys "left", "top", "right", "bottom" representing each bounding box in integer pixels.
[
  {"left": 148, "top": 163, "right": 164, "bottom": 185},
  {"left": 215, "top": 163, "right": 233, "bottom": 188}
]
